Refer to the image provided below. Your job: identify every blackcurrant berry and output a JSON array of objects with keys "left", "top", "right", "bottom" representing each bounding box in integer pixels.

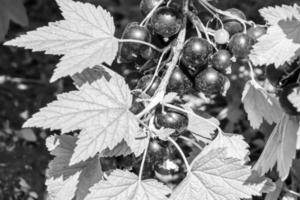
[
  {"left": 279, "top": 83, "right": 300, "bottom": 115},
  {"left": 125, "top": 71, "right": 142, "bottom": 89},
  {"left": 155, "top": 106, "right": 188, "bottom": 130},
  {"left": 228, "top": 33, "right": 254, "bottom": 58},
  {"left": 222, "top": 8, "right": 246, "bottom": 36},
  {"left": 150, "top": 6, "right": 183, "bottom": 38},
  {"left": 167, "top": 67, "right": 193, "bottom": 95},
  {"left": 195, "top": 67, "right": 228, "bottom": 95},
  {"left": 181, "top": 37, "right": 213, "bottom": 73},
  {"left": 140, "top": 0, "right": 162, "bottom": 16},
  {"left": 154, "top": 159, "right": 181, "bottom": 183},
  {"left": 118, "top": 22, "right": 152, "bottom": 62},
  {"left": 247, "top": 26, "right": 266, "bottom": 41},
  {"left": 214, "top": 29, "right": 230, "bottom": 44},
  {"left": 136, "top": 74, "right": 161, "bottom": 96},
  {"left": 211, "top": 50, "right": 232, "bottom": 74}
]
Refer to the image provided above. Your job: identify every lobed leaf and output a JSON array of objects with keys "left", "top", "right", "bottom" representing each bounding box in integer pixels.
[
  {"left": 46, "top": 135, "right": 102, "bottom": 200},
  {"left": 4, "top": 0, "right": 118, "bottom": 81},
  {"left": 254, "top": 114, "right": 298, "bottom": 180},
  {"left": 24, "top": 71, "right": 140, "bottom": 164},
  {"left": 85, "top": 170, "right": 171, "bottom": 200},
  {"left": 242, "top": 81, "right": 282, "bottom": 129}
]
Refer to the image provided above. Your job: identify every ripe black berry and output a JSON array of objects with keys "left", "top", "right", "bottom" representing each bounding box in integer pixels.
[
  {"left": 279, "top": 83, "right": 300, "bottom": 115},
  {"left": 181, "top": 37, "right": 213, "bottom": 74},
  {"left": 150, "top": 6, "right": 183, "bottom": 38},
  {"left": 155, "top": 106, "right": 188, "bottom": 130},
  {"left": 136, "top": 74, "right": 161, "bottom": 96},
  {"left": 167, "top": 67, "right": 193, "bottom": 95},
  {"left": 125, "top": 71, "right": 142, "bottom": 89},
  {"left": 140, "top": 0, "right": 162, "bottom": 16},
  {"left": 222, "top": 8, "right": 246, "bottom": 36},
  {"left": 154, "top": 159, "right": 181, "bottom": 183},
  {"left": 228, "top": 33, "right": 254, "bottom": 58},
  {"left": 247, "top": 26, "right": 266, "bottom": 41},
  {"left": 118, "top": 22, "right": 152, "bottom": 62},
  {"left": 195, "top": 67, "right": 228, "bottom": 95},
  {"left": 211, "top": 50, "right": 232, "bottom": 73}
]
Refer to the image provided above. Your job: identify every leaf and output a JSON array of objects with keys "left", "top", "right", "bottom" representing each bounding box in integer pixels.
[
  {"left": 184, "top": 105, "right": 220, "bottom": 139},
  {"left": 170, "top": 148, "right": 268, "bottom": 200},
  {"left": 0, "top": 0, "right": 28, "bottom": 41},
  {"left": 259, "top": 4, "right": 300, "bottom": 25},
  {"left": 85, "top": 170, "right": 171, "bottom": 200},
  {"left": 46, "top": 171, "right": 81, "bottom": 200},
  {"left": 242, "top": 81, "right": 282, "bottom": 129},
  {"left": 201, "top": 133, "right": 250, "bottom": 163},
  {"left": 24, "top": 71, "right": 140, "bottom": 165},
  {"left": 100, "top": 140, "right": 132, "bottom": 157},
  {"left": 249, "top": 5, "right": 300, "bottom": 67},
  {"left": 15, "top": 128, "right": 37, "bottom": 142},
  {"left": 265, "top": 180, "right": 283, "bottom": 200},
  {"left": 47, "top": 135, "right": 102, "bottom": 200},
  {"left": 72, "top": 65, "right": 112, "bottom": 87},
  {"left": 253, "top": 114, "right": 298, "bottom": 180},
  {"left": 288, "top": 86, "right": 300, "bottom": 112},
  {"left": 297, "top": 127, "right": 300, "bottom": 150},
  {"left": 4, "top": 0, "right": 118, "bottom": 82}
]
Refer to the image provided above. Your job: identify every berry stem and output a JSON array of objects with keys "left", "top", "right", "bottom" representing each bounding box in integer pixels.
[
  {"left": 179, "top": 136, "right": 203, "bottom": 150},
  {"left": 283, "top": 187, "right": 300, "bottom": 198},
  {"left": 247, "top": 60, "right": 256, "bottom": 82},
  {"left": 168, "top": 136, "right": 191, "bottom": 172},
  {"left": 138, "top": 134, "right": 150, "bottom": 181},
  {"left": 142, "top": 46, "right": 171, "bottom": 94},
  {"left": 140, "top": 0, "right": 165, "bottom": 26},
  {"left": 198, "top": 0, "right": 255, "bottom": 30},
  {"left": 186, "top": 11, "right": 215, "bottom": 37},
  {"left": 118, "top": 39, "right": 163, "bottom": 52}
]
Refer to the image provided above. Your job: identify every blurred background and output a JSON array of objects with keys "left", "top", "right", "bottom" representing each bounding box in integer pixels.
[{"left": 0, "top": 0, "right": 299, "bottom": 199}]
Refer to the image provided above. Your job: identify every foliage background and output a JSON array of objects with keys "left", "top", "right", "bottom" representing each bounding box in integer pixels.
[{"left": 0, "top": 0, "right": 299, "bottom": 199}]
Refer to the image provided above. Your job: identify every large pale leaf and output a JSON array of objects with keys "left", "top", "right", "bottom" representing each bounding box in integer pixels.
[
  {"left": 24, "top": 71, "right": 140, "bottom": 165},
  {"left": 85, "top": 170, "right": 171, "bottom": 200},
  {"left": 249, "top": 5, "right": 300, "bottom": 67},
  {"left": 254, "top": 114, "right": 298, "bottom": 180},
  {"left": 0, "top": 0, "right": 28, "bottom": 41},
  {"left": 242, "top": 81, "right": 282, "bottom": 129},
  {"left": 200, "top": 133, "right": 250, "bottom": 163},
  {"left": 4, "top": 0, "right": 118, "bottom": 81},
  {"left": 184, "top": 105, "right": 220, "bottom": 139},
  {"left": 170, "top": 148, "right": 268, "bottom": 200},
  {"left": 288, "top": 86, "right": 300, "bottom": 112},
  {"left": 259, "top": 4, "right": 300, "bottom": 25},
  {"left": 297, "top": 127, "right": 300, "bottom": 150},
  {"left": 46, "top": 171, "right": 81, "bottom": 200},
  {"left": 47, "top": 135, "right": 102, "bottom": 200}
]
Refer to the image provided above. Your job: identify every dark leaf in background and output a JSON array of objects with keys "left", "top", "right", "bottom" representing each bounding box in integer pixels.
[{"left": 0, "top": 0, "right": 28, "bottom": 41}]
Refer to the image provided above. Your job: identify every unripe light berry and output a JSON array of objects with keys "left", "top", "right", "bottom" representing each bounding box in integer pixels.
[{"left": 214, "top": 29, "right": 230, "bottom": 44}]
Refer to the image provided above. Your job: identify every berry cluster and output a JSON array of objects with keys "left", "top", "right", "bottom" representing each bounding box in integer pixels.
[{"left": 114, "top": 0, "right": 298, "bottom": 182}]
